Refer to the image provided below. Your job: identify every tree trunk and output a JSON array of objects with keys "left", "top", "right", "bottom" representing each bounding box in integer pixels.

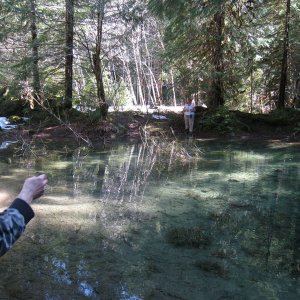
[
  {"left": 30, "top": 0, "right": 41, "bottom": 101},
  {"left": 278, "top": 0, "right": 291, "bottom": 109},
  {"left": 157, "top": 25, "right": 177, "bottom": 106},
  {"left": 170, "top": 68, "right": 177, "bottom": 106},
  {"left": 142, "top": 25, "right": 158, "bottom": 107},
  {"left": 64, "top": 0, "right": 74, "bottom": 109},
  {"left": 132, "top": 35, "right": 144, "bottom": 105},
  {"left": 92, "top": 8, "right": 106, "bottom": 105},
  {"left": 208, "top": 9, "right": 225, "bottom": 109},
  {"left": 123, "top": 57, "right": 137, "bottom": 105},
  {"left": 294, "top": 79, "right": 300, "bottom": 108}
]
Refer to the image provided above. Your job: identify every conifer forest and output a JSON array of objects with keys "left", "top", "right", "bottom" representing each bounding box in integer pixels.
[{"left": 0, "top": 0, "right": 299, "bottom": 114}]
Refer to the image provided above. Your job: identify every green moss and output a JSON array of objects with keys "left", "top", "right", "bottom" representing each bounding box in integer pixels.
[
  {"left": 209, "top": 211, "right": 231, "bottom": 223},
  {"left": 8, "top": 115, "right": 22, "bottom": 123},
  {"left": 194, "top": 260, "right": 226, "bottom": 276},
  {"left": 146, "top": 262, "right": 161, "bottom": 274},
  {"left": 166, "top": 227, "right": 210, "bottom": 247}
]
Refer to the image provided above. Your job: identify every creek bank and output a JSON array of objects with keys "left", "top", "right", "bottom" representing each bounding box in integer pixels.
[{"left": 1, "top": 109, "right": 300, "bottom": 147}]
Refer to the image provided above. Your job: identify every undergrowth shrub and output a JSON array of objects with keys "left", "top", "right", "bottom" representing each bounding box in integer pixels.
[
  {"left": 267, "top": 108, "right": 300, "bottom": 125},
  {"left": 200, "top": 107, "right": 239, "bottom": 134},
  {"left": 0, "top": 98, "right": 24, "bottom": 116},
  {"left": 87, "top": 109, "right": 104, "bottom": 123}
]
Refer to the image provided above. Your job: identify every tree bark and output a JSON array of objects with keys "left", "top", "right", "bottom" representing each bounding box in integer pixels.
[
  {"left": 170, "top": 68, "right": 177, "bottom": 106},
  {"left": 208, "top": 9, "right": 225, "bottom": 109},
  {"left": 92, "top": 7, "right": 106, "bottom": 106},
  {"left": 278, "top": 0, "right": 291, "bottom": 109},
  {"left": 64, "top": 0, "right": 74, "bottom": 109},
  {"left": 132, "top": 34, "right": 144, "bottom": 105},
  {"left": 30, "top": 0, "right": 41, "bottom": 101},
  {"left": 123, "top": 56, "right": 137, "bottom": 105}
]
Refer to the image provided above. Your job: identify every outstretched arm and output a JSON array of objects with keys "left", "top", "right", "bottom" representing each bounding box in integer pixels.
[
  {"left": 0, "top": 174, "right": 47, "bottom": 257},
  {"left": 17, "top": 174, "right": 48, "bottom": 205}
]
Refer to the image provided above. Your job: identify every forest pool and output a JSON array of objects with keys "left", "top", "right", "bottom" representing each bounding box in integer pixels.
[{"left": 0, "top": 138, "right": 299, "bottom": 300}]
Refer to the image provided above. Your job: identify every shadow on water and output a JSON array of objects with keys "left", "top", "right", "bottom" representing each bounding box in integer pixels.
[{"left": 0, "top": 138, "right": 299, "bottom": 299}]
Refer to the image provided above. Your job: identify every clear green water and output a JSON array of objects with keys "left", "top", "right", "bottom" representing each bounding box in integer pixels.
[{"left": 0, "top": 139, "right": 299, "bottom": 300}]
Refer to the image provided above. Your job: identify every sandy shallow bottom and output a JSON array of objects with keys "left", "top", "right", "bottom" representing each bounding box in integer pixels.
[{"left": 0, "top": 140, "right": 299, "bottom": 299}]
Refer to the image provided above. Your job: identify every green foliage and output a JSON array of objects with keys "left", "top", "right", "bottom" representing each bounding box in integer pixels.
[
  {"left": 105, "top": 79, "right": 131, "bottom": 110},
  {"left": 73, "top": 76, "right": 97, "bottom": 108},
  {"left": 200, "top": 107, "right": 239, "bottom": 134},
  {"left": 87, "top": 109, "right": 104, "bottom": 124},
  {"left": 149, "top": 0, "right": 300, "bottom": 111},
  {"left": 266, "top": 108, "right": 300, "bottom": 125},
  {"left": 27, "top": 109, "right": 58, "bottom": 126},
  {"left": 63, "top": 108, "right": 84, "bottom": 121},
  {"left": 43, "top": 73, "right": 65, "bottom": 101},
  {"left": 293, "top": 122, "right": 300, "bottom": 136},
  {"left": 1, "top": 0, "right": 299, "bottom": 114},
  {"left": 0, "top": 98, "right": 24, "bottom": 116}
]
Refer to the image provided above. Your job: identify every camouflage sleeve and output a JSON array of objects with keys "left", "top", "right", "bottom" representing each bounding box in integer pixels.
[
  {"left": 0, "top": 208, "right": 26, "bottom": 257},
  {"left": 0, "top": 198, "right": 35, "bottom": 257}
]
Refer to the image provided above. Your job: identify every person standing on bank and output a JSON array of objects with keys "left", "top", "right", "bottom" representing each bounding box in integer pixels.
[
  {"left": 183, "top": 96, "right": 195, "bottom": 135},
  {"left": 0, "top": 174, "right": 48, "bottom": 257}
]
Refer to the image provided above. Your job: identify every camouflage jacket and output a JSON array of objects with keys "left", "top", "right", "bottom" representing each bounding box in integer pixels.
[{"left": 0, "top": 198, "right": 34, "bottom": 257}]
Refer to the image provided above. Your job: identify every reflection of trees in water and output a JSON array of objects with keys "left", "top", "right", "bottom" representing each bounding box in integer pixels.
[
  {"left": 71, "top": 140, "right": 201, "bottom": 203},
  {"left": 1, "top": 143, "right": 300, "bottom": 299},
  {"left": 210, "top": 161, "right": 300, "bottom": 278},
  {"left": 259, "top": 165, "right": 300, "bottom": 274},
  {"left": 101, "top": 143, "right": 158, "bottom": 203},
  {"left": 71, "top": 142, "right": 169, "bottom": 202},
  {"left": 67, "top": 144, "right": 298, "bottom": 281}
]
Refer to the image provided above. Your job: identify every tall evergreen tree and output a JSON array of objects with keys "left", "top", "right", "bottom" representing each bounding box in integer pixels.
[
  {"left": 92, "top": 0, "right": 106, "bottom": 107},
  {"left": 64, "top": 0, "right": 74, "bottom": 109},
  {"left": 149, "top": 0, "right": 242, "bottom": 108},
  {"left": 278, "top": 0, "right": 291, "bottom": 109},
  {"left": 30, "top": 0, "right": 41, "bottom": 100}
]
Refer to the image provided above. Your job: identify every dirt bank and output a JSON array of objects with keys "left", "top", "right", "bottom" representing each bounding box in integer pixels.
[{"left": 1, "top": 109, "right": 300, "bottom": 147}]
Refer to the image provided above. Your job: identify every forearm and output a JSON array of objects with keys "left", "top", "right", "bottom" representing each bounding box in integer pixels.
[{"left": 0, "top": 199, "right": 34, "bottom": 257}]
